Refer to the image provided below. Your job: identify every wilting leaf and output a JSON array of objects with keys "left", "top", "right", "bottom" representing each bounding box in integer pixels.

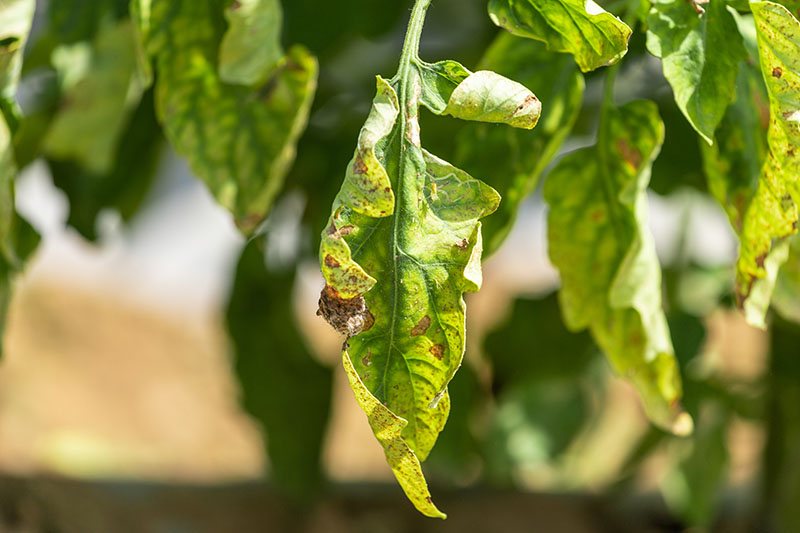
[
  {"left": 0, "top": 0, "right": 35, "bottom": 125},
  {"left": 132, "top": 0, "right": 317, "bottom": 233},
  {"left": 342, "top": 349, "right": 445, "bottom": 518},
  {"left": 646, "top": 0, "right": 747, "bottom": 144},
  {"left": 544, "top": 100, "right": 691, "bottom": 434},
  {"left": 226, "top": 239, "right": 332, "bottom": 499},
  {"left": 454, "top": 34, "right": 584, "bottom": 255},
  {"left": 44, "top": 20, "right": 142, "bottom": 174},
  {"left": 219, "top": 0, "right": 283, "bottom": 86},
  {"left": 318, "top": 25, "right": 540, "bottom": 511},
  {"left": 735, "top": 1, "right": 800, "bottom": 328},
  {"left": 487, "top": 0, "right": 631, "bottom": 72}
]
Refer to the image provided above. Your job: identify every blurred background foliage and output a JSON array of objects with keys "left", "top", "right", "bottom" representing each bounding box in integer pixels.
[{"left": 1, "top": 0, "right": 799, "bottom": 532}]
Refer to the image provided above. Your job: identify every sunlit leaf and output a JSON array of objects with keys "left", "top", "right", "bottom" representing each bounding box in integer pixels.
[
  {"left": 735, "top": 1, "right": 800, "bottom": 327},
  {"left": 0, "top": 0, "right": 35, "bottom": 125},
  {"left": 646, "top": 0, "right": 747, "bottom": 144},
  {"left": 544, "top": 100, "right": 691, "bottom": 434},
  {"left": 132, "top": 0, "right": 317, "bottom": 233},
  {"left": 487, "top": 0, "right": 631, "bottom": 72},
  {"left": 453, "top": 34, "right": 583, "bottom": 255}
]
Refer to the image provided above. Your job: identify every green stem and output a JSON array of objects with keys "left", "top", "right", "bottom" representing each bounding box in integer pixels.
[{"left": 395, "top": 0, "right": 432, "bottom": 81}]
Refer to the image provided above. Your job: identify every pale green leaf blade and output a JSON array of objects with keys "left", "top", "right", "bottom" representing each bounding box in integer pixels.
[
  {"left": 132, "top": 0, "right": 317, "bottom": 234},
  {"left": 43, "top": 21, "right": 142, "bottom": 174},
  {"left": 319, "top": 76, "right": 499, "bottom": 463},
  {"left": 342, "top": 349, "right": 446, "bottom": 519},
  {"left": 646, "top": 0, "right": 747, "bottom": 144},
  {"left": 416, "top": 59, "right": 471, "bottom": 115},
  {"left": 773, "top": 234, "right": 800, "bottom": 323},
  {"left": 487, "top": 0, "right": 632, "bottom": 72},
  {"left": 735, "top": 1, "right": 800, "bottom": 327},
  {"left": 218, "top": 0, "right": 283, "bottom": 86},
  {"left": 454, "top": 34, "right": 584, "bottom": 255},
  {"left": 544, "top": 100, "right": 691, "bottom": 434}
]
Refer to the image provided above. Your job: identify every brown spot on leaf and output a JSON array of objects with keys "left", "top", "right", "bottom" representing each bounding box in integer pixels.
[
  {"left": 617, "top": 139, "right": 642, "bottom": 169},
  {"left": 411, "top": 316, "right": 431, "bottom": 336},
  {"left": 454, "top": 238, "right": 470, "bottom": 250},
  {"left": 773, "top": 67, "right": 783, "bottom": 78},
  {"left": 353, "top": 154, "right": 368, "bottom": 174},
  {"left": 324, "top": 254, "right": 340, "bottom": 268},
  {"left": 362, "top": 349, "right": 373, "bottom": 367},
  {"left": 755, "top": 253, "right": 767, "bottom": 269},
  {"left": 429, "top": 344, "right": 445, "bottom": 360},
  {"left": 230, "top": 0, "right": 242, "bottom": 9},
  {"left": 317, "top": 285, "right": 372, "bottom": 337},
  {"left": 339, "top": 225, "right": 355, "bottom": 236}
]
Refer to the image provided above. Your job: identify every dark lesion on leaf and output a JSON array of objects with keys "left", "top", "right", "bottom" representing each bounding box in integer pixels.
[
  {"left": 454, "top": 238, "right": 469, "bottom": 250},
  {"left": 324, "top": 254, "right": 340, "bottom": 268},
  {"left": 410, "top": 315, "right": 431, "bottom": 336},
  {"left": 772, "top": 67, "right": 783, "bottom": 78},
  {"left": 616, "top": 139, "right": 642, "bottom": 169},
  {"left": 429, "top": 344, "right": 445, "bottom": 360},
  {"left": 317, "top": 285, "right": 374, "bottom": 337}
]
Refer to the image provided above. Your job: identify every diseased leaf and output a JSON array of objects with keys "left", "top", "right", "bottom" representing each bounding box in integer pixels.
[
  {"left": 454, "top": 34, "right": 584, "bottom": 255},
  {"left": 219, "top": 0, "right": 283, "bottom": 86},
  {"left": 544, "top": 100, "right": 691, "bottom": 434},
  {"left": 487, "top": 0, "right": 632, "bottom": 72},
  {"left": 773, "top": 234, "right": 800, "bottom": 323},
  {"left": 646, "top": 0, "right": 747, "bottom": 144},
  {"left": 132, "top": 0, "right": 317, "bottom": 233},
  {"left": 44, "top": 20, "right": 143, "bottom": 174},
  {"left": 735, "top": 1, "right": 800, "bottom": 327},
  {"left": 226, "top": 239, "right": 333, "bottom": 499},
  {"left": 341, "top": 349, "right": 446, "bottom": 519},
  {"left": 317, "top": 1, "right": 541, "bottom": 514}
]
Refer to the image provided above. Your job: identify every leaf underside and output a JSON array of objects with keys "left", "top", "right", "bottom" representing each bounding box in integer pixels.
[
  {"left": 545, "top": 100, "right": 691, "bottom": 434},
  {"left": 319, "top": 52, "right": 540, "bottom": 514},
  {"left": 132, "top": 0, "right": 317, "bottom": 234}
]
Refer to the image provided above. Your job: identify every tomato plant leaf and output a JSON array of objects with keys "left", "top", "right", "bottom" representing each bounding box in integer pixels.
[
  {"left": 218, "top": 0, "right": 283, "bottom": 86},
  {"left": 44, "top": 20, "right": 143, "bottom": 174},
  {"left": 454, "top": 34, "right": 584, "bottom": 255},
  {"left": 544, "top": 100, "right": 691, "bottom": 434},
  {"left": 735, "top": 1, "right": 800, "bottom": 328},
  {"left": 132, "top": 0, "right": 317, "bottom": 234},
  {"left": 773, "top": 234, "right": 800, "bottom": 323},
  {"left": 318, "top": 0, "right": 541, "bottom": 516},
  {"left": 487, "top": 0, "right": 632, "bottom": 73},
  {"left": 646, "top": 0, "right": 747, "bottom": 144}
]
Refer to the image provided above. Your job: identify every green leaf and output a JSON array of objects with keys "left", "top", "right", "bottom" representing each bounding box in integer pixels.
[
  {"left": 544, "top": 100, "right": 691, "bottom": 435},
  {"left": 646, "top": 0, "right": 747, "bottom": 144},
  {"left": 0, "top": 0, "right": 35, "bottom": 125},
  {"left": 226, "top": 239, "right": 332, "bottom": 499},
  {"left": 218, "top": 0, "right": 283, "bottom": 86},
  {"left": 44, "top": 20, "right": 143, "bottom": 174},
  {"left": 453, "top": 34, "right": 584, "bottom": 255},
  {"left": 342, "top": 349, "right": 446, "bottom": 519},
  {"left": 773, "top": 234, "right": 800, "bottom": 323},
  {"left": 132, "top": 0, "right": 317, "bottom": 234},
  {"left": 735, "top": 1, "right": 800, "bottom": 327},
  {"left": 317, "top": 1, "right": 541, "bottom": 514},
  {"left": 487, "top": 0, "right": 632, "bottom": 72}
]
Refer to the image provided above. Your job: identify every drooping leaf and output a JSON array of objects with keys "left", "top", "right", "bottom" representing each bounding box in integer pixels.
[
  {"left": 735, "top": 1, "right": 800, "bottom": 327},
  {"left": 226, "top": 238, "right": 333, "bottom": 499},
  {"left": 487, "top": 0, "right": 632, "bottom": 72},
  {"left": 218, "top": 0, "right": 283, "bottom": 86},
  {"left": 44, "top": 20, "right": 143, "bottom": 174},
  {"left": 132, "top": 0, "right": 318, "bottom": 234},
  {"left": 317, "top": 1, "right": 541, "bottom": 513},
  {"left": 646, "top": 0, "right": 747, "bottom": 144},
  {"left": 453, "top": 34, "right": 584, "bottom": 255},
  {"left": 544, "top": 100, "right": 691, "bottom": 434},
  {"left": 0, "top": 0, "right": 35, "bottom": 126}
]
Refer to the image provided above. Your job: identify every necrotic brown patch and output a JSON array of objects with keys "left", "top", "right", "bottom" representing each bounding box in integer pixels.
[
  {"left": 324, "top": 254, "right": 340, "bottom": 268},
  {"left": 773, "top": 67, "right": 783, "bottom": 78},
  {"left": 410, "top": 316, "right": 431, "bottom": 336},
  {"left": 429, "top": 344, "right": 445, "bottom": 360}
]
